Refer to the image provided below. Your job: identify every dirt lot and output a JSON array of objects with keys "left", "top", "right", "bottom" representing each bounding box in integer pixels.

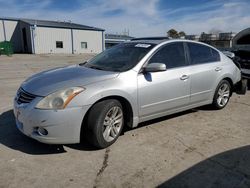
[{"left": 0, "top": 54, "right": 250, "bottom": 188}]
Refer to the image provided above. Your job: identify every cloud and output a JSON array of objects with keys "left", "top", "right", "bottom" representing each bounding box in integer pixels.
[
  {"left": 102, "top": 9, "right": 125, "bottom": 17},
  {"left": 167, "top": 1, "right": 250, "bottom": 34},
  {"left": 0, "top": 0, "right": 250, "bottom": 36}
]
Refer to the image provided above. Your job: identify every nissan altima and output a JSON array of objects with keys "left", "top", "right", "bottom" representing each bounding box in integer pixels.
[{"left": 14, "top": 39, "right": 245, "bottom": 148}]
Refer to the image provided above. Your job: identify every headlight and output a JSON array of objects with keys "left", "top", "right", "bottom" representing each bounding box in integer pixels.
[{"left": 36, "top": 87, "right": 85, "bottom": 110}]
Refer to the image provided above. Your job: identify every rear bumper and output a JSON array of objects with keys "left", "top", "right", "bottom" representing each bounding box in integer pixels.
[
  {"left": 241, "top": 68, "right": 250, "bottom": 79},
  {"left": 234, "top": 77, "right": 248, "bottom": 95}
]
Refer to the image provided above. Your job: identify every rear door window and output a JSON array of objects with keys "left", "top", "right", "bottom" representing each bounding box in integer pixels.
[{"left": 187, "top": 43, "right": 220, "bottom": 65}]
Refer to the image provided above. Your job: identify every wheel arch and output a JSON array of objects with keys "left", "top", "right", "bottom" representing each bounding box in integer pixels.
[
  {"left": 222, "top": 77, "right": 234, "bottom": 96},
  {"left": 223, "top": 77, "right": 234, "bottom": 87},
  {"left": 94, "top": 95, "right": 134, "bottom": 128},
  {"left": 80, "top": 95, "right": 135, "bottom": 142},
  {"left": 213, "top": 74, "right": 234, "bottom": 96}
]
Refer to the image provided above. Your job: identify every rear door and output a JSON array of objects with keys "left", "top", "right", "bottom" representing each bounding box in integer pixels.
[
  {"left": 137, "top": 42, "right": 191, "bottom": 119},
  {"left": 186, "top": 42, "right": 221, "bottom": 104}
]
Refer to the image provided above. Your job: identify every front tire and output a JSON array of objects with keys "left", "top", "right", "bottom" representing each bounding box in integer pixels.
[
  {"left": 212, "top": 80, "right": 231, "bottom": 109},
  {"left": 86, "top": 99, "right": 124, "bottom": 149}
]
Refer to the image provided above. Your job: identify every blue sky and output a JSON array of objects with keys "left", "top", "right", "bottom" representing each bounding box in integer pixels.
[{"left": 0, "top": 0, "right": 250, "bottom": 37}]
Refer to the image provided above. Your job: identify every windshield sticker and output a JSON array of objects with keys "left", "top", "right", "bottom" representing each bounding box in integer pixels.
[{"left": 135, "top": 44, "right": 151, "bottom": 48}]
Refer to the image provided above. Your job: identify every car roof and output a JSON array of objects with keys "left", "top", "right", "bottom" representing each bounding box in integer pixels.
[
  {"left": 128, "top": 37, "right": 195, "bottom": 45},
  {"left": 129, "top": 37, "right": 169, "bottom": 44},
  {"left": 127, "top": 40, "right": 164, "bottom": 45},
  {"left": 127, "top": 38, "right": 221, "bottom": 51}
]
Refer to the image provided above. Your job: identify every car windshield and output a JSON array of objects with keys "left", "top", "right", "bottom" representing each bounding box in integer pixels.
[{"left": 83, "top": 42, "right": 156, "bottom": 72}]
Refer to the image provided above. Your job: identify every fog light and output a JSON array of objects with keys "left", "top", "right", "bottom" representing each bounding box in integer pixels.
[{"left": 37, "top": 127, "right": 48, "bottom": 136}]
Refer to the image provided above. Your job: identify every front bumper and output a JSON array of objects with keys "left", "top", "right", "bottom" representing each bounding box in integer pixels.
[{"left": 13, "top": 98, "right": 91, "bottom": 144}]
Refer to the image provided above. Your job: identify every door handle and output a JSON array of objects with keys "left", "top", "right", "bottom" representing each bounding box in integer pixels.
[
  {"left": 215, "top": 67, "right": 222, "bottom": 72},
  {"left": 180, "top": 75, "right": 189, "bottom": 80}
]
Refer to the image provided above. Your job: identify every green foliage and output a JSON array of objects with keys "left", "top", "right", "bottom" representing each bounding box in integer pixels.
[
  {"left": 167, "top": 29, "right": 179, "bottom": 38},
  {"left": 178, "top": 31, "right": 186, "bottom": 37},
  {"left": 167, "top": 29, "right": 186, "bottom": 38}
]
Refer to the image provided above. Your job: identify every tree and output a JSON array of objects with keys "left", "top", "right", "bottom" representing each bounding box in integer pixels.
[
  {"left": 167, "top": 29, "right": 186, "bottom": 38},
  {"left": 178, "top": 31, "right": 186, "bottom": 37},
  {"left": 167, "top": 29, "right": 179, "bottom": 38}
]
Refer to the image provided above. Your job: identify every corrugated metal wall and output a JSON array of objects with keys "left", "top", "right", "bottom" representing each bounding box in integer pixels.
[
  {"left": 0, "top": 20, "right": 4, "bottom": 41},
  {"left": 72, "top": 29, "right": 103, "bottom": 54},
  {"left": 34, "top": 27, "right": 72, "bottom": 54},
  {"left": 4, "top": 20, "right": 17, "bottom": 40},
  {"left": 34, "top": 27, "right": 103, "bottom": 54},
  {"left": 0, "top": 18, "right": 104, "bottom": 54}
]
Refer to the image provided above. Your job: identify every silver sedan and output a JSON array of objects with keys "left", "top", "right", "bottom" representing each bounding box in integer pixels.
[{"left": 14, "top": 39, "right": 244, "bottom": 148}]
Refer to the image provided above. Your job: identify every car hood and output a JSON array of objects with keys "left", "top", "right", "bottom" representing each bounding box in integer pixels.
[{"left": 21, "top": 65, "right": 119, "bottom": 96}]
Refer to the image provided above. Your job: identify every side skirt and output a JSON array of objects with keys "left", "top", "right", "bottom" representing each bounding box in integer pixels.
[{"left": 137, "top": 100, "right": 212, "bottom": 125}]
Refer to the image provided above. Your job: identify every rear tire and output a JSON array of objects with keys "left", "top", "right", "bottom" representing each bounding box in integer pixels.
[
  {"left": 212, "top": 80, "right": 231, "bottom": 110},
  {"left": 86, "top": 99, "right": 124, "bottom": 149}
]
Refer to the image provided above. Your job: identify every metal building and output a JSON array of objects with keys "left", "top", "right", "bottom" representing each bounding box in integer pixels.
[
  {"left": 105, "top": 34, "right": 134, "bottom": 48},
  {"left": 186, "top": 32, "right": 236, "bottom": 49},
  {"left": 185, "top": 35, "right": 200, "bottom": 41},
  {"left": 0, "top": 17, "right": 105, "bottom": 54}
]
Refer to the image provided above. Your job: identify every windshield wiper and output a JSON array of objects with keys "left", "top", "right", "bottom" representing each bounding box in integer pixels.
[
  {"left": 79, "top": 61, "right": 87, "bottom": 66},
  {"left": 86, "top": 65, "right": 106, "bottom": 71},
  {"left": 79, "top": 63, "right": 104, "bottom": 70},
  {"left": 82, "top": 63, "right": 121, "bottom": 72}
]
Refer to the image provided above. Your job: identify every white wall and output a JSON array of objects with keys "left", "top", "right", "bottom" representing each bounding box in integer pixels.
[
  {"left": 0, "top": 19, "right": 104, "bottom": 54},
  {"left": 72, "top": 29, "right": 103, "bottom": 54},
  {"left": 4, "top": 20, "right": 18, "bottom": 40},
  {"left": 5, "top": 20, "right": 22, "bottom": 52},
  {"left": 34, "top": 27, "right": 72, "bottom": 54},
  {"left": 34, "top": 27, "right": 103, "bottom": 54},
  {"left": 0, "top": 20, "right": 4, "bottom": 41}
]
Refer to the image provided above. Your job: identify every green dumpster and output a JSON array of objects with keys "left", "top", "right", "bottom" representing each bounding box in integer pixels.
[{"left": 0, "top": 41, "right": 13, "bottom": 56}]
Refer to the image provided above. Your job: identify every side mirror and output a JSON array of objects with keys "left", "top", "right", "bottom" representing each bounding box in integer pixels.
[{"left": 144, "top": 63, "right": 166, "bottom": 72}]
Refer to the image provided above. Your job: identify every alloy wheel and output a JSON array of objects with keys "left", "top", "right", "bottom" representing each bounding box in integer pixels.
[
  {"left": 103, "top": 106, "right": 123, "bottom": 142},
  {"left": 217, "top": 83, "right": 230, "bottom": 107}
]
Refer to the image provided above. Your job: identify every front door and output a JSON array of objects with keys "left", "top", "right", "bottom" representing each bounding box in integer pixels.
[{"left": 138, "top": 42, "right": 190, "bottom": 119}]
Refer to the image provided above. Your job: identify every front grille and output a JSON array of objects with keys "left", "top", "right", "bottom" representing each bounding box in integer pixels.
[{"left": 16, "top": 88, "right": 36, "bottom": 104}]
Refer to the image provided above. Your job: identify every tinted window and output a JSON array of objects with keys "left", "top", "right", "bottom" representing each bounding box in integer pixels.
[
  {"left": 148, "top": 42, "right": 187, "bottom": 69},
  {"left": 211, "top": 48, "right": 220, "bottom": 61},
  {"left": 84, "top": 42, "right": 156, "bottom": 72},
  {"left": 56, "top": 41, "right": 63, "bottom": 48},
  {"left": 187, "top": 43, "right": 220, "bottom": 65}
]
